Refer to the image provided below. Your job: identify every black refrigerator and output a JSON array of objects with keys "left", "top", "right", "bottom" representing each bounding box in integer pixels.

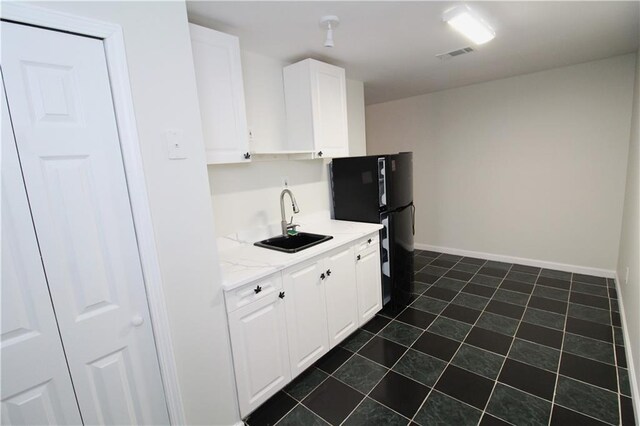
[{"left": 331, "top": 152, "right": 414, "bottom": 312}]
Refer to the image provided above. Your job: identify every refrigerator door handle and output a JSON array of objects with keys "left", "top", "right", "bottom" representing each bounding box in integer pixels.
[{"left": 411, "top": 203, "right": 416, "bottom": 236}]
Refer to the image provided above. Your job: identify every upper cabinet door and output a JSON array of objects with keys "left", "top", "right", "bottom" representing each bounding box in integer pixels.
[
  {"left": 310, "top": 60, "right": 349, "bottom": 158},
  {"left": 284, "top": 59, "right": 349, "bottom": 158},
  {"left": 190, "top": 24, "right": 250, "bottom": 164}
]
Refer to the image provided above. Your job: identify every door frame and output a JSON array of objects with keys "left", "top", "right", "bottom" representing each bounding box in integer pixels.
[{"left": 1, "top": 3, "right": 185, "bottom": 424}]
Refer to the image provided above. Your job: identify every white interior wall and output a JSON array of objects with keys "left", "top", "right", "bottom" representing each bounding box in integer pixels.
[
  {"left": 347, "top": 79, "right": 367, "bottom": 156},
  {"left": 617, "top": 47, "right": 640, "bottom": 415},
  {"left": 208, "top": 50, "right": 366, "bottom": 237},
  {"left": 366, "top": 54, "right": 636, "bottom": 272},
  {"left": 30, "top": 2, "right": 240, "bottom": 425}
]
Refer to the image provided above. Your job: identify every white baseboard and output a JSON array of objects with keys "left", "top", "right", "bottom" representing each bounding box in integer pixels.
[
  {"left": 615, "top": 272, "right": 640, "bottom": 425},
  {"left": 414, "top": 243, "right": 616, "bottom": 278}
]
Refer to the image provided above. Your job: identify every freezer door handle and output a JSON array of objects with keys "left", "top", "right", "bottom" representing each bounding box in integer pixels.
[{"left": 411, "top": 203, "right": 416, "bottom": 236}]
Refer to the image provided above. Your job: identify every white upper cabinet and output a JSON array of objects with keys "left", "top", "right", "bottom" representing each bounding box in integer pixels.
[
  {"left": 190, "top": 24, "right": 250, "bottom": 164},
  {"left": 283, "top": 59, "right": 349, "bottom": 159}
]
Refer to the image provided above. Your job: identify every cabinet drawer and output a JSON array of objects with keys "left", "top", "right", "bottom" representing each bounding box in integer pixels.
[
  {"left": 356, "top": 234, "right": 379, "bottom": 255},
  {"left": 225, "top": 272, "right": 283, "bottom": 313}
]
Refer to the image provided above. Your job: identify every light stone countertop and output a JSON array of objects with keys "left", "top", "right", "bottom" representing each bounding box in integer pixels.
[{"left": 217, "top": 216, "right": 383, "bottom": 291}]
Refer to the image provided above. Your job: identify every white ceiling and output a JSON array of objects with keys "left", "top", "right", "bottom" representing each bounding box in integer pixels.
[{"left": 187, "top": 1, "right": 640, "bottom": 105}]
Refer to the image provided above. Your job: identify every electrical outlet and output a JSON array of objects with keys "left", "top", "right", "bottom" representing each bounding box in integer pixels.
[
  {"left": 625, "top": 267, "right": 630, "bottom": 285},
  {"left": 282, "top": 176, "right": 289, "bottom": 187}
]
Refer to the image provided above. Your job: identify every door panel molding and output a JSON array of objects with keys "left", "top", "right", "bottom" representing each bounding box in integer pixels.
[
  {"left": 2, "top": 82, "right": 83, "bottom": 426},
  {"left": 0, "top": 4, "right": 185, "bottom": 424}
]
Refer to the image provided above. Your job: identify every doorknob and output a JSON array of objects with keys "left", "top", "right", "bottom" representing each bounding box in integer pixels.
[{"left": 131, "top": 314, "right": 144, "bottom": 327}]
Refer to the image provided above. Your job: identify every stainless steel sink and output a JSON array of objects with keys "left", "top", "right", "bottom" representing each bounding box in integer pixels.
[{"left": 254, "top": 232, "right": 333, "bottom": 253}]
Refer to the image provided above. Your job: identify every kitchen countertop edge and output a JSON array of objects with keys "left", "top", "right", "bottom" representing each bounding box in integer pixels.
[{"left": 218, "top": 220, "right": 383, "bottom": 291}]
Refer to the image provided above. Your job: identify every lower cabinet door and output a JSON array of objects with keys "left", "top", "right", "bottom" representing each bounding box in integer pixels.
[
  {"left": 356, "top": 247, "right": 383, "bottom": 325},
  {"left": 324, "top": 246, "right": 359, "bottom": 348},
  {"left": 283, "top": 259, "right": 330, "bottom": 378},
  {"left": 228, "top": 291, "right": 291, "bottom": 417}
]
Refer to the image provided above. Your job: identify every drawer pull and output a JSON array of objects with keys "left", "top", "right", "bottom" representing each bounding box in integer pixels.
[
  {"left": 320, "top": 273, "right": 326, "bottom": 280},
  {"left": 368, "top": 238, "right": 372, "bottom": 244},
  {"left": 279, "top": 291, "right": 285, "bottom": 299},
  {"left": 326, "top": 269, "right": 332, "bottom": 276},
  {"left": 254, "top": 285, "right": 262, "bottom": 294},
  {"left": 356, "top": 254, "right": 361, "bottom": 261}
]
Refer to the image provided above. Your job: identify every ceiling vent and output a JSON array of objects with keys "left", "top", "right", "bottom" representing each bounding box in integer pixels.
[{"left": 436, "top": 47, "right": 474, "bottom": 60}]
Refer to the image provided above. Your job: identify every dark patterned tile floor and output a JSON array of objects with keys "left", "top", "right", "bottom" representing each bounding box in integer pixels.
[{"left": 244, "top": 251, "right": 636, "bottom": 426}]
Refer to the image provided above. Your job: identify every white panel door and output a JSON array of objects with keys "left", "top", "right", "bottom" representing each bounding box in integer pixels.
[
  {"left": 282, "top": 258, "right": 330, "bottom": 378},
  {"left": 1, "top": 79, "right": 82, "bottom": 426},
  {"left": 356, "top": 248, "right": 383, "bottom": 326},
  {"left": 1, "top": 22, "right": 169, "bottom": 425},
  {"left": 324, "top": 246, "right": 359, "bottom": 348},
  {"left": 228, "top": 291, "right": 290, "bottom": 417}
]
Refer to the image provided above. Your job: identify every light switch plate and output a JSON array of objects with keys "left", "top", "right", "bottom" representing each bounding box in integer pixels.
[{"left": 166, "top": 129, "right": 187, "bottom": 160}]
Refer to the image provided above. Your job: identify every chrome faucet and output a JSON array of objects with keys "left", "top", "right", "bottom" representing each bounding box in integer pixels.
[{"left": 280, "top": 188, "right": 300, "bottom": 237}]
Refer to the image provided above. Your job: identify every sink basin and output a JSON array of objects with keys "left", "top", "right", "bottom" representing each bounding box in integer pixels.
[{"left": 254, "top": 232, "right": 333, "bottom": 253}]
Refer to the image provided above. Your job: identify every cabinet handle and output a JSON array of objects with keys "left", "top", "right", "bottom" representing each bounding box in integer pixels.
[
  {"left": 326, "top": 269, "right": 331, "bottom": 276},
  {"left": 279, "top": 291, "right": 285, "bottom": 299},
  {"left": 357, "top": 254, "right": 361, "bottom": 261},
  {"left": 244, "top": 152, "right": 251, "bottom": 160},
  {"left": 320, "top": 273, "right": 326, "bottom": 280},
  {"left": 254, "top": 285, "right": 262, "bottom": 294},
  {"left": 368, "top": 238, "right": 372, "bottom": 244},
  {"left": 317, "top": 151, "right": 323, "bottom": 157}
]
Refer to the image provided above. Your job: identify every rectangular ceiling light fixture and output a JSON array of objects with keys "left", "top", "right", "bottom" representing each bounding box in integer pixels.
[{"left": 443, "top": 6, "right": 495, "bottom": 45}]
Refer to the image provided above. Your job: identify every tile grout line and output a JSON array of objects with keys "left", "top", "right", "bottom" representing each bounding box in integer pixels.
[
  {"left": 326, "top": 275, "right": 442, "bottom": 426},
  {"left": 360, "top": 252, "right": 468, "bottom": 425},
  {"left": 396, "top": 254, "right": 490, "bottom": 424},
  {"left": 475, "top": 262, "right": 530, "bottom": 425},
  {"left": 284, "top": 255, "right": 472, "bottom": 426},
  {"left": 330, "top": 254, "right": 455, "bottom": 426},
  {"left": 546, "top": 272, "right": 572, "bottom": 426},
  {"left": 405, "top": 261, "right": 620, "bottom": 424},
  {"left": 609, "top": 277, "right": 623, "bottom": 425},
  {"left": 269, "top": 254, "right": 622, "bottom": 426},
  {"left": 408, "top": 259, "right": 482, "bottom": 424},
  {"left": 272, "top": 251, "right": 442, "bottom": 426},
  {"left": 277, "top": 324, "right": 381, "bottom": 425},
  {"left": 409, "top": 258, "right": 517, "bottom": 425},
  {"left": 336, "top": 313, "right": 426, "bottom": 425}
]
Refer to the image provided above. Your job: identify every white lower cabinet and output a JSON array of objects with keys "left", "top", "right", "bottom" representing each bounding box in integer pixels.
[
  {"left": 225, "top": 233, "right": 381, "bottom": 418},
  {"left": 355, "top": 238, "right": 383, "bottom": 326},
  {"left": 324, "top": 246, "right": 359, "bottom": 349},
  {"left": 282, "top": 258, "right": 330, "bottom": 378},
  {"left": 227, "top": 274, "right": 291, "bottom": 416}
]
